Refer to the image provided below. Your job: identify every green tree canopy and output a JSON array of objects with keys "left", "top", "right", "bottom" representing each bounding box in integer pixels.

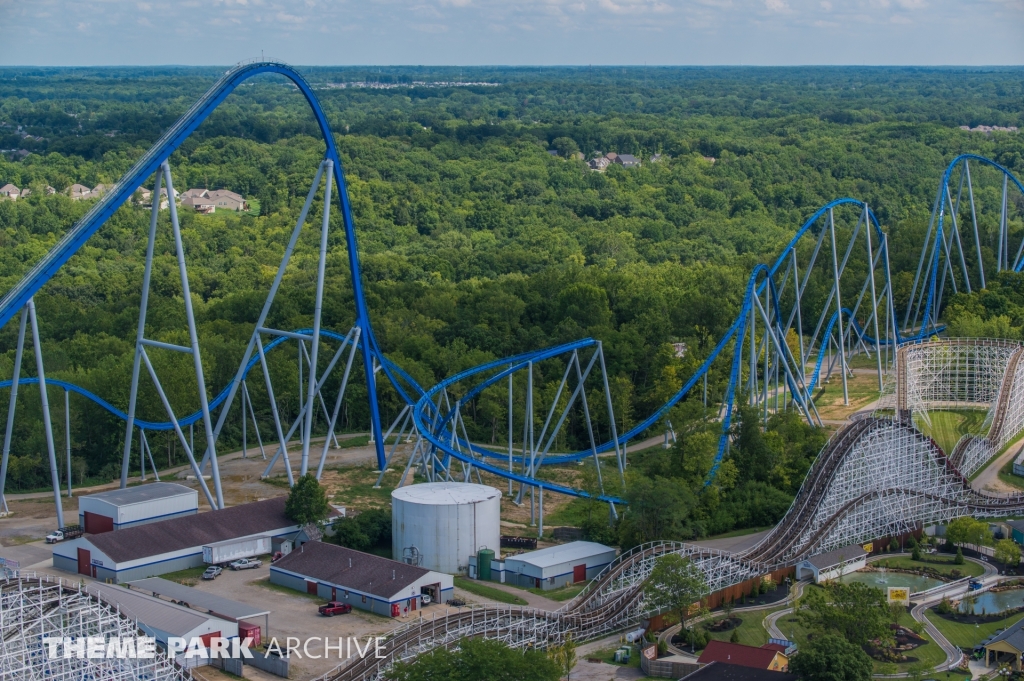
[
  {"left": 284, "top": 473, "right": 330, "bottom": 527},
  {"left": 644, "top": 554, "right": 709, "bottom": 632},
  {"left": 796, "top": 581, "right": 889, "bottom": 647},
  {"left": 788, "top": 634, "right": 873, "bottom": 681},
  {"left": 386, "top": 638, "right": 560, "bottom": 681}
]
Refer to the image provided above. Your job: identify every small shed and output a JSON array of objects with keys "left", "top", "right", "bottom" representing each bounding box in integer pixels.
[
  {"left": 127, "top": 577, "right": 270, "bottom": 647},
  {"left": 1006, "top": 519, "right": 1024, "bottom": 545},
  {"left": 87, "top": 583, "right": 236, "bottom": 669},
  {"left": 270, "top": 541, "right": 453, "bottom": 618},
  {"left": 696, "top": 640, "right": 789, "bottom": 671},
  {"left": 502, "top": 541, "right": 616, "bottom": 590},
  {"left": 795, "top": 544, "right": 868, "bottom": 583},
  {"left": 78, "top": 482, "right": 197, "bottom": 533}
]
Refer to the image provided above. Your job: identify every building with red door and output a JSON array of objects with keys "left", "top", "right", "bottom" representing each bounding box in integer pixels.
[
  {"left": 501, "top": 541, "right": 616, "bottom": 591},
  {"left": 86, "top": 582, "right": 237, "bottom": 670},
  {"left": 78, "top": 482, "right": 198, "bottom": 533},
  {"left": 52, "top": 497, "right": 310, "bottom": 583},
  {"left": 269, "top": 541, "right": 453, "bottom": 618}
]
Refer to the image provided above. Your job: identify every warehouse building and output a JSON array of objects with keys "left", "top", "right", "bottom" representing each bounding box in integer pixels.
[
  {"left": 270, "top": 541, "right": 453, "bottom": 618},
  {"left": 87, "top": 583, "right": 237, "bottom": 669},
  {"left": 502, "top": 541, "right": 616, "bottom": 590},
  {"left": 127, "top": 577, "right": 269, "bottom": 648},
  {"left": 53, "top": 496, "right": 305, "bottom": 583},
  {"left": 795, "top": 544, "right": 868, "bottom": 583},
  {"left": 78, "top": 482, "right": 198, "bottom": 533}
]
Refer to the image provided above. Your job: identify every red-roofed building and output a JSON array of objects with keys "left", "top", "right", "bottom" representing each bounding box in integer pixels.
[{"left": 697, "top": 640, "right": 789, "bottom": 671}]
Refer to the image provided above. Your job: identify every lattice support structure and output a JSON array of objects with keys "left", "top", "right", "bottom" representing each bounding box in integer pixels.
[{"left": 0, "top": 574, "right": 191, "bottom": 681}]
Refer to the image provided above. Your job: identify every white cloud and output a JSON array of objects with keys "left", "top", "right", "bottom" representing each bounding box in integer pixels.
[{"left": 765, "top": 0, "right": 789, "bottom": 10}]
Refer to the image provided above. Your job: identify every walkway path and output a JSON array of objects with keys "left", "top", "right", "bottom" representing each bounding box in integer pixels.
[{"left": 971, "top": 437, "right": 1024, "bottom": 495}]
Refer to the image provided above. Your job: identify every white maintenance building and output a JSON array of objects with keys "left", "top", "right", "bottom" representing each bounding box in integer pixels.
[
  {"left": 503, "top": 541, "right": 617, "bottom": 590},
  {"left": 795, "top": 544, "right": 868, "bottom": 583},
  {"left": 78, "top": 482, "right": 198, "bottom": 533},
  {"left": 392, "top": 482, "right": 501, "bottom": 574}
]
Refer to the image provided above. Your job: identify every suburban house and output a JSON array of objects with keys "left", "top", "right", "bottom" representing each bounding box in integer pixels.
[
  {"left": 615, "top": 154, "right": 641, "bottom": 168},
  {"left": 794, "top": 544, "right": 868, "bottom": 583},
  {"left": 696, "top": 640, "right": 789, "bottom": 671},
  {"left": 589, "top": 157, "right": 611, "bottom": 171},
  {"left": 0, "top": 183, "right": 19, "bottom": 200},
  {"left": 52, "top": 496, "right": 310, "bottom": 583},
  {"left": 269, "top": 540, "right": 454, "bottom": 618},
  {"left": 180, "top": 188, "right": 249, "bottom": 213}
]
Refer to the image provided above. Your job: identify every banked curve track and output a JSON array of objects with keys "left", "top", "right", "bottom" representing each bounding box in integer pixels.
[{"left": 324, "top": 352, "right": 1024, "bottom": 681}]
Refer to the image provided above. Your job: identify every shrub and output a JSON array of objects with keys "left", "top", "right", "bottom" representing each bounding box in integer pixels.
[{"left": 955, "top": 547, "right": 964, "bottom": 565}]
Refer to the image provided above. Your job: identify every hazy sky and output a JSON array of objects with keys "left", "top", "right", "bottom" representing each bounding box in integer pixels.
[{"left": 1, "top": 0, "right": 1022, "bottom": 66}]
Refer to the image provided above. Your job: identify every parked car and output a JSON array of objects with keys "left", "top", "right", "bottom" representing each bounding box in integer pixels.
[
  {"left": 229, "top": 558, "right": 262, "bottom": 571},
  {"left": 202, "top": 566, "right": 222, "bottom": 580},
  {"left": 45, "top": 525, "right": 83, "bottom": 544},
  {"left": 420, "top": 593, "right": 431, "bottom": 605},
  {"left": 271, "top": 551, "right": 284, "bottom": 563},
  {"left": 318, "top": 601, "right": 352, "bottom": 617},
  {"left": 969, "top": 579, "right": 983, "bottom": 591}
]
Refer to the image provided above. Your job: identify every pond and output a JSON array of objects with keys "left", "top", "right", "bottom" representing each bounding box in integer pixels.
[
  {"left": 958, "top": 589, "right": 1024, "bottom": 616},
  {"left": 838, "top": 570, "right": 944, "bottom": 593}
]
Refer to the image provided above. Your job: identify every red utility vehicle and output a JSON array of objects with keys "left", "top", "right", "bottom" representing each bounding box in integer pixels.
[{"left": 318, "top": 601, "right": 352, "bottom": 617}]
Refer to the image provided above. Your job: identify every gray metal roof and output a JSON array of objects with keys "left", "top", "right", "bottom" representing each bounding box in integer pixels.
[
  {"left": 87, "top": 583, "right": 223, "bottom": 637},
  {"left": 126, "top": 577, "right": 270, "bottom": 622},
  {"left": 803, "top": 544, "right": 868, "bottom": 571},
  {"left": 505, "top": 541, "right": 615, "bottom": 569},
  {"left": 81, "top": 482, "right": 196, "bottom": 507}
]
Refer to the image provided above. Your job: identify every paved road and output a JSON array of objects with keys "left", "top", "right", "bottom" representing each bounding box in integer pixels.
[{"left": 971, "top": 437, "right": 1024, "bottom": 495}]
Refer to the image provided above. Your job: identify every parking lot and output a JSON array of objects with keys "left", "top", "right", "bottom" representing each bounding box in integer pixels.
[{"left": 189, "top": 559, "right": 453, "bottom": 679}]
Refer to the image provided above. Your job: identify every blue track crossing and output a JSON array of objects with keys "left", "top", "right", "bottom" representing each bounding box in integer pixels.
[
  {"left": 1, "top": 62, "right": 1021, "bottom": 502},
  {"left": 0, "top": 62, "right": 419, "bottom": 468},
  {"left": 0, "top": 328, "right": 412, "bottom": 431}
]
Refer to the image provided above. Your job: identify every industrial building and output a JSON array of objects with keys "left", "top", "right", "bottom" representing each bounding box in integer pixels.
[
  {"left": 270, "top": 540, "right": 453, "bottom": 618},
  {"left": 392, "top": 482, "right": 501, "bottom": 574},
  {"left": 53, "top": 496, "right": 305, "bottom": 583},
  {"left": 501, "top": 541, "right": 616, "bottom": 590},
  {"left": 87, "top": 582, "right": 237, "bottom": 669},
  {"left": 127, "top": 577, "right": 269, "bottom": 647},
  {"left": 794, "top": 544, "right": 868, "bottom": 583},
  {"left": 78, "top": 482, "right": 198, "bottom": 533}
]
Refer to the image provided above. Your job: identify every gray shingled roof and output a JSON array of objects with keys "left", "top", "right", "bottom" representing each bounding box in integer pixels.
[
  {"left": 271, "top": 541, "right": 429, "bottom": 598},
  {"left": 87, "top": 583, "right": 222, "bottom": 637},
  {"left": 803, "top": 544, "right": 868, "bottom": 570},
  {"left": 81, "top": 482, "right": 195, "bottom": 507},
  {"left": 987, "top": 616, "right": 1024, "bottom": 652},
  {"left": 87, "top": 496, "right": 294, "bottom": 564}
]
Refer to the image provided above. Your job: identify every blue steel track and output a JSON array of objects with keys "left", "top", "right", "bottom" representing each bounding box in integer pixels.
[{"left": 1, "top": 62, "right": 1022, "bottom": 502}]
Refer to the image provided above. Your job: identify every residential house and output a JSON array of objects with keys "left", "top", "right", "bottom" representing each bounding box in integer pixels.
[
  {"left": 181, "top": 194, "right": 216, "bottom": 214},
  {"left": 589, "top": 157, "right": 611, "bottom": 171},
  {"left": 179, "top": 188, "right": 210, "bottom": 200},
  {"left": 650, "top": 153, "right": 665, "bottom": 163},
  {"left": 0, "top": 184, "right": 19, "bottom": 200},
  {"left": 67, "top": 184, "right": 92, "bottom": 200},
  {"left": 207, "top": 189, "right": 248, "bottom": 211},
  {"left": 696, "top": 641, "right": 789, "bottom": 672},
  {"left": 547, "top": 149, "right": 559, "bottom": 157},
  {"left": 605, "top": 152, "right": 618, "bottom": 161},
  {"left": 615, "top": 154, "right": 641, "bottom": 168}
]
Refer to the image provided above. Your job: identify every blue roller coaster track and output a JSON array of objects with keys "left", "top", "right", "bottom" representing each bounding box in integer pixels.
[{"left": 0, "top": 62, "right": 1022, "bottom": 521}]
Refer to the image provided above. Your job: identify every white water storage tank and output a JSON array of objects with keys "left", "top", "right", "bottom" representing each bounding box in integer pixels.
[{"left": 392, "top": 482, "right": 501, "bottom": 574}]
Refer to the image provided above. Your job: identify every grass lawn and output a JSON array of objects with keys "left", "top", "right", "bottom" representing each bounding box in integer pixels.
[
  {"left": 702, "top": 606, "right": 786, "bottom": 648},
  {"left": 925, "top": 608, "right": 1022, "bottom": 650},
  {"left": 527, "top": 583, "right": 588, "bottom": 602},
  {"left": 873, "top": 554, "right": 985, "bottom": 579},
  {"left": 588, "top": 646, "right": 641, "bottom": 669},
  {"left": 453, "top": 577, "right": 528, "bottom": 605},
  {"left": 160, "top": 565, "right": 208, "bottom": 584},
  {"left": 916, "top": 409, "right": 988, "bottom": 455}
]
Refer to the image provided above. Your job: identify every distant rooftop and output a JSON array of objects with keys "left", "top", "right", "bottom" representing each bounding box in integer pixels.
[
  {"left": 127, "top": 577, "right": 269, "bottom": 622},
  {"left": 82, "top": 482, "right": 196, "bottom": 507},
  {"left": 507, "top": 541, "right": 614, "bottom": 569}
]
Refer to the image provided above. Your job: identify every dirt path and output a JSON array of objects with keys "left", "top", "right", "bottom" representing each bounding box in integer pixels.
[{"left": 971, "top": 438, "right": 1024, "bottom": 494}]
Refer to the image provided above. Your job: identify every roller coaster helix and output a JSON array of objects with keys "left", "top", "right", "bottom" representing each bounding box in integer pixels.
[{"left": 0, "top": 59, "right": 1023, "bottom": 545}]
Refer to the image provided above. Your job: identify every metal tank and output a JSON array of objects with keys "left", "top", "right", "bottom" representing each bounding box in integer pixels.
[{"left": 392, "top": 482, "right": 501, "bottom": 574}]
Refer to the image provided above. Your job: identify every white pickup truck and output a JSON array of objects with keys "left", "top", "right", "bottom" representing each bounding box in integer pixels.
[{"left": 229, "top": 558, "right": 262, "bottom": 570}]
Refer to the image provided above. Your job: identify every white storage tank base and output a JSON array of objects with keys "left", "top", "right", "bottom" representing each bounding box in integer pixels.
[{"left": 392, "top": 482, "right": 501, "bottom": 574}]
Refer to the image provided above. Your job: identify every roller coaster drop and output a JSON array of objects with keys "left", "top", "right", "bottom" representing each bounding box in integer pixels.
[{"left": 2, "top": 62, "right": 1024, "bottom": 677}]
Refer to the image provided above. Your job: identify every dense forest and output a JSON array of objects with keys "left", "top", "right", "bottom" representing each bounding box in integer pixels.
[{"left": 0, "top": 66, "right": 1022, "bottom": 543}]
